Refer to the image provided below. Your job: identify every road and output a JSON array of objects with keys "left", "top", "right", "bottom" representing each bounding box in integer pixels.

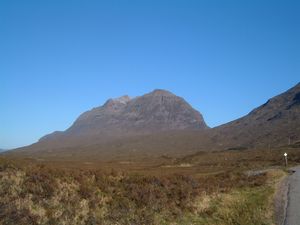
[{"left": 284, "top": 166, "right": 300, "bottom": 225}]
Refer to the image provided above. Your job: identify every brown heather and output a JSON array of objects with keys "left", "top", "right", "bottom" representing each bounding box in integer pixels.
[{"left": 0, "top": 152, "right": 286, "bottom": 225}]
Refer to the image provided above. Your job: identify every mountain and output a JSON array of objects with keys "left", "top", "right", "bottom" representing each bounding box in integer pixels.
[
  {"left": 62, "top": 89, "right": 207, "bottom": 136},
  {"left": 210, "top": 82, "right": 300, "bottom": 149},
  {"left": 15, "top": 89, "right": 208, "bottom": 152},
  {"left": 7, "top": 83, "right": 300, "bottom": 160}
]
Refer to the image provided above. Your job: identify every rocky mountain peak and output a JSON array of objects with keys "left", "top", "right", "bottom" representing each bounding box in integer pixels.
[
  {"left": 104, "top": 95, "right": 131, "bottom": 105},
  {"left": 147, "top": 89, "right": 175, "bottom": 97},
  {"left": 39, "top": 89, "right": 208, "bottom": 143}
]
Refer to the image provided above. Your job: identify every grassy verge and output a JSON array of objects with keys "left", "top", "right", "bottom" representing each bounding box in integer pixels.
[
  {"left": 177, "top": 186, "right": 274, "bottom": 225},
  {"left": 175, "top": 169, "right": 285, "bottom": 225}
]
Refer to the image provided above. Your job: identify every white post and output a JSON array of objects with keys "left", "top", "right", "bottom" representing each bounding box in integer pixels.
[{"left": 284, "top": 153, "right": 288, "bottom": 167}]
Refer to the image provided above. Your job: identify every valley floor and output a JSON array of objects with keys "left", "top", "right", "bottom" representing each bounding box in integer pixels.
[{"left": 1, "top": 147, "right": 300, "bottom": 225}]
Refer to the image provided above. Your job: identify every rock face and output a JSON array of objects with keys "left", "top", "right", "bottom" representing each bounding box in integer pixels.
[{"left": 39, "top": 89, "right": 208, "bottom": 144}]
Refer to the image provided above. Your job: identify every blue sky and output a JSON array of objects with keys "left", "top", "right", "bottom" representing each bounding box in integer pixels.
[{"left": 1, "top": 0, "right": 299, "bottom": 149}]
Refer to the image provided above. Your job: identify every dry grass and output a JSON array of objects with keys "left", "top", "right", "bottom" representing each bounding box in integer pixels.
[
  {"left": 0, "top": 152, "right": 288, "bottom": 225},
  {"left": 1, "top": 145, "right": 297, "bottom": 224}
]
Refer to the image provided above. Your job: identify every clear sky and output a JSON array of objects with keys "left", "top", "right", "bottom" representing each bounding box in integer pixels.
[{"left": 1, "top": 0, "right": 299, "bottom": 149}]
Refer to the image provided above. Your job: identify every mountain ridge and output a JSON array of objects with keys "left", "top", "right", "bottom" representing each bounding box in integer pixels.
[
  {"left": 6, "top": 83, "right": 300, "bottom": 160},
  {"left": 210, "top": 82, "right": 300, "bottom": 148}
]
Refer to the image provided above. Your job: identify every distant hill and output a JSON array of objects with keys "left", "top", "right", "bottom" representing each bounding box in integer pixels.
[{"left": 7, "top": 83, "right": 300, "bottom": 160}]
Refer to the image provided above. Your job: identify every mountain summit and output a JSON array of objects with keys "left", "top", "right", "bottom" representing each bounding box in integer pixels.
[{"left": 39, "top": 89, "right": 208, "bottom": 145}]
